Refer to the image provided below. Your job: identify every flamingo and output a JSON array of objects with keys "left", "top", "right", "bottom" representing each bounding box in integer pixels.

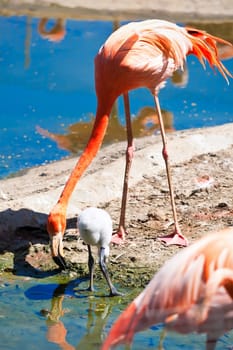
[
  {"left": 47, "top": 19, "right": 232, "bottom": 269},
  {"left": 101, "top": 227, "right": 233, "bottom": 350},
  {"left": 38, "top": 18, "right": 66, "bottom": 42},
  {"left": 77, "top": 207, "right": 122, "bottom": 296}
]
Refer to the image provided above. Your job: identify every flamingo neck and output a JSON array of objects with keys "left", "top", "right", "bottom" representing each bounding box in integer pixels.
[{"left": 57, "top": 104, "right": 112, "bottom": 207}]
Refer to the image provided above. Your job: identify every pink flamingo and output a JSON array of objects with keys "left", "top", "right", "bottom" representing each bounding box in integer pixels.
[
  {"left": 101, "top": 227, "right": 233, "bottom": 350},
  {"left": 47, "top": 19, "right": 232, "bottom": 269}
]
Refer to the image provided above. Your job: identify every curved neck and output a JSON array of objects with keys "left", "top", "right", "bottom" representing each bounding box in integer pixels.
[{"left": 58, "top": 103, "right": 112, "bottom": 207}]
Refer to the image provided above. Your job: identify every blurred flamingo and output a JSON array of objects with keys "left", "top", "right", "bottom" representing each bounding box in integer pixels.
[
  {"left": 101, "top": 227, "right": 233, "bottom": 350},
  {"left": 38, "top": 18, "right": 66, "bottom": 42},
  {"left": 47, "top": 19, "right": 232, "bottom": 269}
]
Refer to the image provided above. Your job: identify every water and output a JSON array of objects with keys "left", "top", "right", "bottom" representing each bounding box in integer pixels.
[
  {"left": 0, "top": 17, "right": 233, "bottom": 178},
  {"left": 1, "top": 276, "right": 233, "bottom": 350}
]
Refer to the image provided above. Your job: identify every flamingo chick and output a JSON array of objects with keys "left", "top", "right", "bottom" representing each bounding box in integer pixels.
[
  {"left": 77, "top": 207, "right": 122, "bottom": 296},
  {"left": 101, "top": 227, "right": 233, "bottom": 349}
]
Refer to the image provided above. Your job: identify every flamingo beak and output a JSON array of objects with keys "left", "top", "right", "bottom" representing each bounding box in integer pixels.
[{"left": 50, "top": 232, "right": 67, "bottom": 270}]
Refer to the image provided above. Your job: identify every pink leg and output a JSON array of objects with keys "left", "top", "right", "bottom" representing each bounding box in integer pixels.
[
  {"left": 153, "top": 95, "right": 188, "bottom": 246},
  {"left": 111, "top": 92, "right": 134, "bottom": 245}
]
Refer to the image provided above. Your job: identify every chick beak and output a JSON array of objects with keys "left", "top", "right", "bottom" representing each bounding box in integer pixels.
[{"left": 50, "top": 232, "right": 67, "bottom": 270}]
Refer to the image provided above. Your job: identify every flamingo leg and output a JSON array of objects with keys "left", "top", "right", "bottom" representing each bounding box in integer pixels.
[
  {"left": 112, "top": 92, "right": 134, "bottom": 245},
  {"left": 153, "top": 95, "right": 188, "bottom": 246},
  {"left": 157, "top": 328, "right": 166, "bottom": 350},
  {"left": 99, "top": 247, "right": 122, "bottom": 296},
  {"left": 87, "top": 245, "right": 95, "bottom": 292}
]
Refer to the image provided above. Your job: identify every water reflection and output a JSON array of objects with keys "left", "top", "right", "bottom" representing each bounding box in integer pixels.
[
  {"left": 74, "top": 301, "right": 112, "bottom": 350},
  {"left": 1, "top": 277, "right": 230, "bottom": 350},
  {"left": 34, "top": 281, "right": 113, "bottom": 350},
  {"left": 45, "top": 283, "right": 77, "bottom": 350},
  {"left": 38, "top": 18, "right": 66, "bottom": 42},
  {"left": 37, "top": 104, "right": 174, "bottom": 153}
]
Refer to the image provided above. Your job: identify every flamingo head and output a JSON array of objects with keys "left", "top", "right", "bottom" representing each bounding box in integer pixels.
[{"left": 47, "top": 207, "right": 67, "bottom": 270}]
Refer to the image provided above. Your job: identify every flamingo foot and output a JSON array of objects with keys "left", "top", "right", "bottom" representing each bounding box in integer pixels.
[
  {"left": 111, "top": 226, "right": 126, "bottom": 245},
  {"left": 158, "top": 232, "right": 188, "bottom": 246},
  {"left": 111, "top": 234, "right": 125, "bottom": 245}
]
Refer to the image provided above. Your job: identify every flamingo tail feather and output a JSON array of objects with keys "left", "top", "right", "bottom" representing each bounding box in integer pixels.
[{"left": 186, "top": 27, "right": 233, "bottom": 83}]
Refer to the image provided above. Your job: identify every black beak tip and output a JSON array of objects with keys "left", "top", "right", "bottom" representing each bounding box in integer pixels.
[{"left": 53, "top": 256, "right": 67, "bottom": 270}]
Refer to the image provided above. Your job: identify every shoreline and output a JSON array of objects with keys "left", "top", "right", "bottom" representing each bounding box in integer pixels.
[
  {"left": 0, "top": 123, "right": 232, "bottom": 284},
  {"left": 0, "top": 122, "right": 233, "bottom": 239},
  {"left": 1, "top": 0, "right": 233, "bottom": 22}
]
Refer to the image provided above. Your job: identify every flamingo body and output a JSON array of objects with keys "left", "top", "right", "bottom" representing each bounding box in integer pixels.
[
  {"left": 95, "top": 20, "right": 191, "bottom": 99},
  {"left": 101, "top": 227, "right": 233, "bottom": 349},
  {"left": 47, "top": 19, "right": 232, "bottom": 266},
  {"left": 77, "top": 207, "right": 112, "bottom": 256}
]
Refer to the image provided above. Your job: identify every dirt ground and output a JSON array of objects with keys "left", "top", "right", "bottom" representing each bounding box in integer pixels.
[
  {"left": 70, "top": 143, "right": 233, "bottom": 287},
  {"left": 1, "top": 132, "right": 232, "bottom": 288}
]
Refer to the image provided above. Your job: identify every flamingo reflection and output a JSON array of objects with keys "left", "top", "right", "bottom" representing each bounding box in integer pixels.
[
  {"left": 75, "top": 301, "right": 112, "bottom": 350},
  {"left": 44, "top": 283, "right": 112, "bottom": 350},
  {"left": 38, "top": 18, "right": 66, "bottom": 42},
  {"left": 46, "top": 286, "right": 74, "bottom": 350},
  {"left": 36, "top": 105, "right": 174, "bottom": 154}
]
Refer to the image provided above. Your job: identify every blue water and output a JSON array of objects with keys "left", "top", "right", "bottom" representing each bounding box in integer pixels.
[
  {"left": 1, "top": 277, "right": 233, "bottom": 350},
  {"left": 0, "top": 16, "right": 233, "bottom": 178}
]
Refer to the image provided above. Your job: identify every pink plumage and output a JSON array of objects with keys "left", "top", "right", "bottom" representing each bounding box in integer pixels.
[
  {"left": 101, "top": 227, "right": 233, "bottom": 349},
  {"left": 47, "top": 19, "right": 232, "bottom": 267}
]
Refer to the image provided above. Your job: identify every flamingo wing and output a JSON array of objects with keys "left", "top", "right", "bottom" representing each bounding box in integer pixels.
[{"left": 101, "top": 228, "right": 233, "bottom": 349}]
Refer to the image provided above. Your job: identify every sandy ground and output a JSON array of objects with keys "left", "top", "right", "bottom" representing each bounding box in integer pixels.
[{"left": 0, "top": 124, "right": 233, "bottom": 286}]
